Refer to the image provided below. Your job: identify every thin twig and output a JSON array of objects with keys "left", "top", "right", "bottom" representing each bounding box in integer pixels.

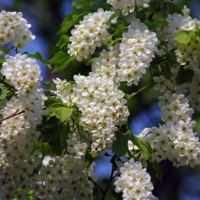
[
  {"left": 0, "top": 110, "right": 25, "bottom": 124},
  {"left": 112, "top": 170, "right": 119, "bottom": 179},
  {"left": 150, "top": 58, "right": 166, "bottom": 64},
  {"left": 88, "top": 177, "right": 104, "bottom": 194}
]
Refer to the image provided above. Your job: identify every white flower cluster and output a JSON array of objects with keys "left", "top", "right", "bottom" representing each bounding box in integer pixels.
[
  {"left": 2, "top": 54, "right": 43, "bottom": 95},
  {"left": 160, "top": 13, "right": 200, "bottom": 50},
  {"left": 91, "top": 43, "right": 121, "bottom": 86},
  {"left": 0, "top": 55, "right": 46, "bottom": 199},
  {"left": 107, "top": 0, "right": 151, "bottom": 16},
  {"left": 30, "top": 154, "right": 96, "bottom": 200},
  {"left": 139, "top": 74, "right": 200, "bottom": 167},
  {"left": 0, "top": 10, "right": 35, "bottom": 49},
  {"left": 119, "top": 19, "right": 159, "bottom": 86},
  {"left": 175, "top": 33, "right": 200, "bottom": 74},
  {"left": 53, "top": 74, "right": 130, "bottom": 155},
  {"left": 114, "top": 158, "right": 158, "bottom": 200},
  {"left": 68, "top": 8, "right": 117, "bottom": 61}
]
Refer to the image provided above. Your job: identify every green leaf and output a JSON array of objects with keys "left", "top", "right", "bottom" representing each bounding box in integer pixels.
[
  {"left": 45, "top": 96, "right": 63, "bottom": 105},
  {"left": 0, "top": 46, "right": 14, "bottom": 55},
  {"left": 175, "top": 30, "right": 191, "bottom": 44},
  {"left": 168, "top": 2, "right": 182, "bottom": 14},
  {"left": 0, "top": 88, "right": 9, "bottom": 101},
  {"left": 112, "top": 131, "right": 128, "bottom": 157},
  {"left": 48, "top": 50, "right": 68, "bottom": 65},
  {"left": 152, "top": 0, "right": 164, "bottom": 7},
  {"left": 136, "top": 7, "right": 149, "bottom": 22},
  {"left": 151, "top": 15, "right": 168, "bottom": 29},
  {"left": 128, "top": 130, "right": 152, "bottom": 159},
  {"left": 106, "top": 10, "right": 120, "bottom": 26},
  {"left": 152, "top": 161, "right": 163, "bottom": 182},
  {"left": 52, "top": 56, "right": 76, "bottom": 73},
  {"left": 45, "top": 107, "right": 55, "bottom": 121},
  {"left": 42, "top": 81, "right": 54, "bottom": 90},
  {"left": 57, "top": 35, "right": 69, "bottom": 49},
  {"left": 24, "top": 51, "right": 52, "bottom": 69},
  {"left": 58, "top": 121, "right": 69, "bottom": 153},
  {"left": 53, "top": 107, "right": 73, "bottom": 123},
  {"left": 73, "top": 0, "right": 90, "bottom": 9},
  {"left": 58, "top": 10, "right": 90, "bottom": 35},
  {"left": 176, "top": 66, "right": 194, "bottom": 85},
  {"left": 149, "top": 63, "right": 162, "bottom": 77}
]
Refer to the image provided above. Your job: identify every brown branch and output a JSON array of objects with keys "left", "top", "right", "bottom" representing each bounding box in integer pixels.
[
  {"left": 151, "top": 58, "right": 166, "bottom": 64},
  {"left": 0, "top": 110, "right": 25, "bottom": 124},
  {"left": 101, "top": 168, "right": 114, "bottom": 200},
  {"left": 0, "top": 80, "right": 15, "bottom": 90}
]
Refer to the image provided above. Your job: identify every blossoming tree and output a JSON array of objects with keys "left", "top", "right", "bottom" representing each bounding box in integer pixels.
[{"left": 0, "top": 0, "right": 200, "bottom": 199}]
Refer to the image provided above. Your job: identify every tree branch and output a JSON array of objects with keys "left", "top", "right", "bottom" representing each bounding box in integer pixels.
[
  {"left": 0, "top": 110, "right": 25, "bottom": 124},
  {"left": 88, "top": 177, "right": 104, "bottom": 194}
]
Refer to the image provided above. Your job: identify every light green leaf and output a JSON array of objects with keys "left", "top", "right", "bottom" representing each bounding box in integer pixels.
[
  {"left": 112, "top": 131, "right": 128, "bottom": 157},
  {"left": 0, "top": 88, "right": 9, "bottom": 101},
  {"left": 151, "top": 15, "right": 168, "bottom": 29},
  {"left": 54, "top": 107, "right": 73, "bottom": 122},
  {"left": 128, "top": 130, "right": 152, "bottom": 159},
  {"left": 42, "top": 81, "right": 54, "bottom": 90},
  {"left": 24, "top": 51, "right": 52, "bottom": 69},
  {"left": 175, "top": 30, "right": 191, "bottom": 44}
]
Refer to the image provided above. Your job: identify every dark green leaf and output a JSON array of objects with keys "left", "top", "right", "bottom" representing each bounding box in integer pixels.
[
  {"left": 45, "top": 96, "right": 63, "bottom": 105},
  {"left": 57, "top": 35, "right": 69, "bottom": 49},
  {"left": 93, "top": 186, "right": 98, "bottom": 197},
  {"left": 128, "top": 130, "right": 152, "bottom": 159},
  {"left": 58, "top": 122, "right": 69, "bottom": 153},
  {"left": 106, "top": 10, "right": 120, "bottom": 26},
  {"left": 58, "top": 10, "right": 90, "bottom": 35},
  {"left": 23, "top": 51, "right": 52, "bottom": 69},
  {"left": 123, "top": 82, "right": 153, "bottom": 101},
  {"left": 136, "top": 7, "right": 149, "bottom": 22},
  {"left": 149, "top": 63, "right": 162, "bottom": 77},
  {"left": 152, "top": 161, "right": 163, "bottom": 182},
  {"left": 168, "top": 2, "right": 182, "bottom": 14},
  {"left": 48, "top": 50, "right": 68, "bottom": 65},
  {"left": 73, "top": 0, "right": 90, "bottom": 9},
  {"left": 151, "top": 15, "right": 168, "bottom": 29},
  {"left": 175, "top": 30, "right": 191, "bottom": 44},
  {"left": 52, "top": 56, "right": 76, "bottom": 73},
  {"left": 45, "top": 107, "right": 55, "bottom": 121},
  {"left": 176, "top": 66, "right": 194, "bottom": 85},
  {"left": 152, "top": 0, "right": 164, "bottom": 7},
  {"left": 112, "top": 131, "right": 128, "bottom": 157},
  {"left": 102, "top": 179, "right": 112, "bottom": 189}
]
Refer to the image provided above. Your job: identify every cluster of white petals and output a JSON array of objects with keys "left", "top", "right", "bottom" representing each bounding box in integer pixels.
[
  {"left": 30, "top": 154, "right": 96, "bottom": 200},
  {"left": 160, "top": 13, "right": 200, "bottom": 50},
  {"left": 0, "top": 55, "right": 46, "bottom": 199},
  {"left": 2, "top": 54, "right": 43, "bottom": 95},
  {"left": 175, "top": 33, "right": 200, "bottom": 74},
  {"left": 53, "top": 74, "right": 129, "bottom": 155},
  {"left": 68, "top": 8, "right": 117, "bottom": 61},
  {"left": 91, "top": 43, "right": 121, "bottom": 86},
  {"left": 119, "top": 19, "right": 159, "bottom": 86},
  {"left": 107, "top": 0, "right": 151, "bottom": 16},
  {"left": 114, "top": 158, "right": 158, "bottom": 200},
  {"left": 139, "top": 73, "right": 200, "bottom": 167},
  {"left": 0, "top": 10, "right": 35, "bottom": 49}
]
